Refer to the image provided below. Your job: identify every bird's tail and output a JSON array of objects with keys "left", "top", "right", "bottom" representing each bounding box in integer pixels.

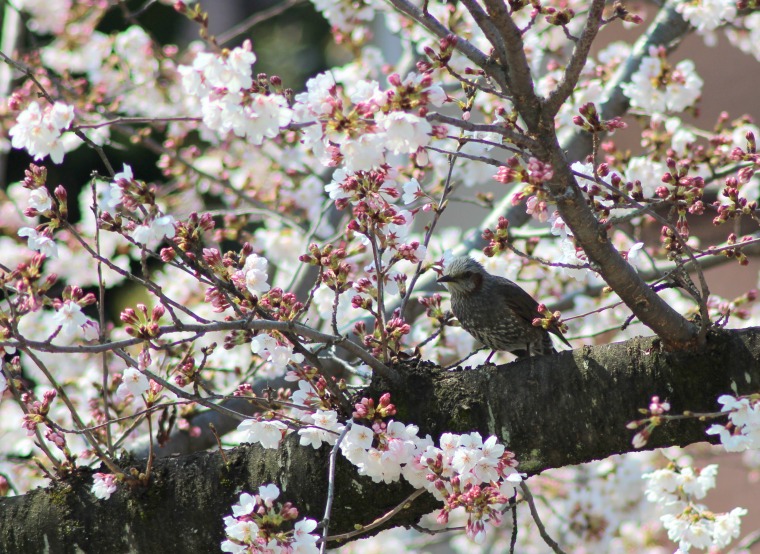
[
  {"left": 512, "top": 335, "right": 558, "bottom": 357},
  {"left": 542, "top": 334, "right": 558, "bottom": 355}
]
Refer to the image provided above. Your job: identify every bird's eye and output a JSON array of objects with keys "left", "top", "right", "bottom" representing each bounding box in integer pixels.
[{"left": 461, "top": 271, "right": 471, "bottom": 278}]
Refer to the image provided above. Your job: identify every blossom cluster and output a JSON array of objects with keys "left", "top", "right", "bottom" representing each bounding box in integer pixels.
[
  {"left": 249, "top": 334, "right": 305, "bottom": 379},
  {"left": 294, "top": 70, "right": 445, "bottom": 172},
  {"left": 221, "top": 484, "right": 319, "bottom": 554},
  {"left": 310, "top": 0, "right": 380, "bottom": 37},
  {"left": 97, "top": 164, "right": 177, "bottom": 247},
  {"left": 676, "top": 0, "right": 737, "bottom": 37},
  {"left": 706, "top": 394, "right": 760, "bottom": 452},
  {"left": 404, "top": 431, "right": 523, "bottom": 543},
  {"left": 236, "top": 389, "right": 522, "bottom": 544},
  {"left": 621, "top": 46, "right": 703, "bottom": 115},
  {"left": 179, "top": 41, "right": 293, "bottom": 145},
  {"left": 9, "top": 101, "right": 74, "bottom": 164},
  {"left": 643, "top": 461, "right": 746, "bottom": 552}
]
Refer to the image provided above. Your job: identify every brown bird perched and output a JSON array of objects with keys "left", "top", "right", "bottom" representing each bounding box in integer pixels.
[{"left": 437, "top": 256, "right": 571, "bottom": 362}]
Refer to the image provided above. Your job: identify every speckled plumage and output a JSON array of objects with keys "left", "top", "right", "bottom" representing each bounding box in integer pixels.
[{"left": 437, "top": 256, "right": 570, "bottom": 358}]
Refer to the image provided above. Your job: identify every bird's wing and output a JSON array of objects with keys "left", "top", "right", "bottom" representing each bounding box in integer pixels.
[
  {"left": 494, "top": 276, "right": 572, "bottom": 347},
  {"left": 493, "top": 276, "right": 542, "bottom": 322}
]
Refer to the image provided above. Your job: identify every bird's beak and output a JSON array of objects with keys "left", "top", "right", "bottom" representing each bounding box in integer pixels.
[{"left": 437, "top": 275, "right": 453, "bottom": 284}]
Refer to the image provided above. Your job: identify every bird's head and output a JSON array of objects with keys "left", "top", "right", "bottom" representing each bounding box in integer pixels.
[{"left": 437, "top": 256, "right": 485, "bottom": 295}]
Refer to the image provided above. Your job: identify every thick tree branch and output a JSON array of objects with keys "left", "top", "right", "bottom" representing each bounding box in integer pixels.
[
  {"left": 383, "top": 3, "right": 697, "bottom": 313},
  {"left": 458, "top": 0, "right": 511, "bottom": 80},
  {"left": 543, "top": 0, "right": 606, "bottom": 117},
  {"left": 548, "top": 152, "right": 699, "bottom": 346},
  {"left": 4, "top": 327, "right": 760, "bottom": 553},
  {"left": 481, "top": 0, "right": 542, "bottom": 129},
  {"left": 455, "top": 0, "right": 700, "bottom": 346}
]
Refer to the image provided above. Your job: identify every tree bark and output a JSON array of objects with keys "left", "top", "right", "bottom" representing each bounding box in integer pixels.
[{"left": 3, "top": 326, "right": 759, "bottom": 553}]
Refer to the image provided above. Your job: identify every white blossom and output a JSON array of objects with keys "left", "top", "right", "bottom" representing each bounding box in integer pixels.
[
  {"left": 340, "top": 133, "right": 387, "bottom": 172},
  {"left": 9, "top": 101, "right": 74, "bottom": 164},
  {"left": 231, "top": 492, "right": 256, "bottom": 516},
  {"left": 706, "top": 394, "right": 760, "bottom": 451},
  {"left": 51, "top": 302, "right": 88, "bottom": 339},
  {"left": 293, "top": 72, "right": 336, "bottom": 118},
  {"left": 298, "top": 410, "right": 343, "bottom": 449},
  {"left": 117, "top": 367, "right": 150, "bottom": 398},
  {"left": 250, "top": 333, "right": 304, "bottom": 377},
  {"left": 242, "top": 254, "right": 270, "bottom": 296},
  {"left": 91, "top": 473, "right": 118, "bottom": 500},
  {"left": 376, "top": 111, "right": 432, "bottom": 154},
  {"left": 402, "top": 178, "right": 422, "bottom": 204},
  {"left": 15, "top": 0, "right": 72, "bottom": 34},
  {"left": 644, "top": 461, "right": 747, "bottom": 552},
  {"left": 258, "top": 483, "right": 280, "bottom": 506},
  {"left": 713, "top": 507, "right": 748, "bottom": 547},
  {"left": 28, "top": 188, "right": 53, "bottom": 213},
  {"left": 621, "top": 50, "right": 703, "bottom": 114},
  {"left": 180, "top": 44, "right": 292, "bottom": 144},
  {"left": 131, "top": 215, "right": 176, "bottom": 244},
  {"left": 105, "top": 164, "right": 133, "bottom": 210},
  {"left": 18, "top": 227, "right": 58, "bottom": 258},
  {"left": 237, "top": 418, "right": 288, "bottom": 449},
  {"left": 677, "top": 0, "right": 737, "bottom": 34}
]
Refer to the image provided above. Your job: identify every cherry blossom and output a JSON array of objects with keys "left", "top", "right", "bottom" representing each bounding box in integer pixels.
[
  {"left": 51, "top": 301, "right": 89, "bottom": 339},
  {"left": 237, "top": 418, "right": 289, "bottom": 449},
  {"left": 706, "top": 394, "right": 760, "bottom": 452},
  {"left": 9, "top": 101, "right": 74, "bottom": 164},
  {"left": 131, "top": 215, "right": 176, "bottom": 244},
  {"left": 18, "top": 227, "right": 58, "bottom": 258},
  {"left": 241, "top": 254, "right": 271, "bottom": 297},
  {"left": 643, "top": 461, "right": 747, "bottom": 552},
  {"left": 179, "top": 42, "right": 292, "bottom": 145},
  {"left": 3, "top": 1, "right": 760, "bottom": 552},
  {"left": 222, "top": 485, "right": 320, "bottom": 553},
  {"left": 621, "top": 48, "right": 703, "bottom": 114},
  {"left": 27, "top": 188, "right": 52, "bottom": 213},
  {"left": 297, "top": 410, "right": 343, "bottom": 449},
  {"left": 117, "top": 368, "right": 150, "bottom": 399},
  {"left": 91, "top": 473, "right": 118, "bottom": 500}
]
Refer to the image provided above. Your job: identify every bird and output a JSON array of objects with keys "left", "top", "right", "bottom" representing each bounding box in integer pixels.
[{"left": 437, "top": 256, "right": 571, "bottom": 362}]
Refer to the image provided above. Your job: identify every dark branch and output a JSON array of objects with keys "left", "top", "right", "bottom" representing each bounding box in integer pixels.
[{"left": 3, "top": 327, "right": 759, "bottom": 553}]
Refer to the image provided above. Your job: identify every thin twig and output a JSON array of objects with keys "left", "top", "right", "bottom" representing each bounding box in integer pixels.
[
  {"left": 89, "top": 178, "right": 115, "bottom": 455},
  {"left": 0, "top": 317, "right": 394, "bottom": 379},
  {"left": 426, "top": 112, "right": 539, "bottom": 151},
  {"left": 443, "top": 346, "right": 487, "bottom": 370},
  {"left": 400, "top": 140, "right": 460, "bottom": 318},
  {"left": 19, "top": 346, "right": 124, "bottom": 476},
  {"left": 509, "top": 490, "right": 518, "bottom": 554},
  {"left": 209, "top": 423, "right": 229, "bottom": 464},
  {"left": 728, "top": 528, "right": 760, "bottom": 553},
  {"left": 325, "top": 488, "right": 426, "bottom": 542},
  {"left": 520, "top": 481, "right": 567, "bottom": 554},
  {"left": 144, "top": 407, "right": 154, "bottom": 483},
  {"left": 217, "top": 0, "right": 306, "bottom": 44},
  {"left": 320, "top": 421, "right": 351, "bottom": 553},
  {"left": 0, "top": 362, "right": 62, "bottom": 472}
]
